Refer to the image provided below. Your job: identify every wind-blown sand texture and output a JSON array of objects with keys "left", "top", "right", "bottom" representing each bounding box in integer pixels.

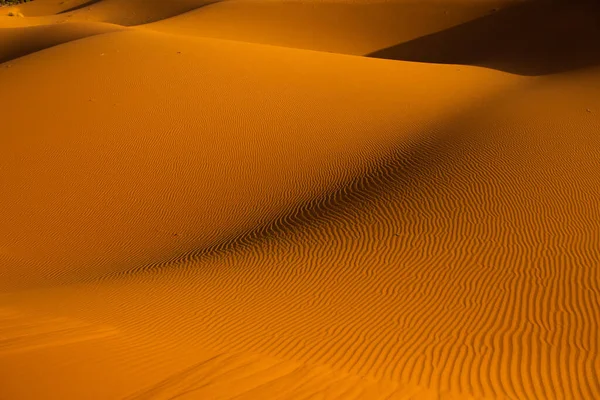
[{"left": 1, "top": 0, "right": 599, "bottom": 399}]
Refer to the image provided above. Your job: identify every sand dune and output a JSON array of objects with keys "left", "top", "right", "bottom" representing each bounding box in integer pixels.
[
  {"left": 368, "top": 0, "right": 600, "bottom": 75},
  {"left": 1, "top": 27, "right": 517, "bottom": 288},
  {"left": 0, "top": 0, "right": 94, "bottom": 16},
  {"left": 142, "top": 0, "right": 511, "bottom": 56},
  {"left": 47, "top": 0, "right": 217, "bottom": 25},
  {"left": 1, "top": 0, "right": 599, "bottom": 399},
  {"left": 0, "top": 21, "right": 123, "bottom": 63}
]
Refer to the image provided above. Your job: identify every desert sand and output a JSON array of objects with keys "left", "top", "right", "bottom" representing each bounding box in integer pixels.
[{"left": 1, "top": 0, "right": 599, "bottom": 398}]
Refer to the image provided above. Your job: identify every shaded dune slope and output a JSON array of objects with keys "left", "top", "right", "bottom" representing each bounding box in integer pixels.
[
  {"left": 58, "top": 0, "right": 112, "bottom": 14},
  {"left": 2, "top": 0, "right": 217, "bottom": 22},
  {"left": 141, "top": 0, "right": 511, "bottom": 56},
  {"left": 0, "top": 21, "right": 123, "bottom": 63},
  {"left": 4, "top": 0, "right": 516, "bottom": 56},
  {"left": 368, "top": 0, "right": 600, "bottom": 75},
  {"left": 48, "top": 0, "right": 219, "bottom": 25},
  {"left": 0, "top": 0, "right": 96, "bottom": 16}
]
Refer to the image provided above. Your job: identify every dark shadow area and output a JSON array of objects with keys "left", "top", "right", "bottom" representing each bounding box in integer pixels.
[
  {"left": 367, "top": 0, "right": 600, "bottom": 76},
  {"left": 0, "top": 23, "right": 121, "bottom": 64},
  {"left": 58, "top": 0, "right": 221, "bottom": 26},
  {"left": 58, "top": 0, "right": 104, "bottom": 14}
]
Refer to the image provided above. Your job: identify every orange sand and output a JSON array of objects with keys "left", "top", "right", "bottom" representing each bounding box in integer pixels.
[{"left": 1, "top": 0, "right": 599, "bottom": 399}]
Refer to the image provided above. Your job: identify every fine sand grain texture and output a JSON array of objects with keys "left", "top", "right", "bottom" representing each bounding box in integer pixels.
[{"left": 1, "top": 0, "right": 599, "bottom": 399}]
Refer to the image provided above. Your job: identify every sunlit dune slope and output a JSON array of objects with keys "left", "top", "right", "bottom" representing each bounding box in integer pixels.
[
  {"left": 107, "top": 66, "right": 595, "bottom": 400},
  {"left": 2, "top": 52, "right": 599, "bottom": 398},
  {"left": 3, "top": 0, "right": 516, "bottom": 56},
  {"left": 142, "top": 0, "right": 511, "bottom": 56},
  {"left": 1, "top": 0, "right": 599, "bottom": 399},
  {"left": 0, "top": 29, "right": 518, "bottom": 290},
  {"left": 369, "top": 0, "right": 600, "bottom": 75}
]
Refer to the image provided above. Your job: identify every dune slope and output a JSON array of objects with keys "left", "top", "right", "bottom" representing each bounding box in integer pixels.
[
  {"left": 1, "top": 0, "right": 599, "bottom": 399},
  {"left": 0, "top": 27, "right": 518, "bottom": 288},
  {"left": 46, "top": 0, "right": 218, "bottom": 25},
  {"left": 368, "top": 0, "right": 600, "bottom": 75},
  {"left": 142, "top": 0, "right": 511, "bottom": 56},
  {"left": 0, "top": 21, "right": 123, "bottom": 63}
]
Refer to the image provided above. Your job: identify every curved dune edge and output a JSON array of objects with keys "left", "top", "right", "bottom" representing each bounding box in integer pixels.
[
  {"left": 0, "top": 21, "right": 124, "bottom": 63},
  {"left": 1, "top": 0, "right": 600, "bottom": 399},
  {"left": 139, "top": 0, "right": 511, "bottom": 57},
  {"left": 0, "top": 0, "right": 93, "bottom": 16},
  {"left": 6, "top": 0, "right": 598, "bottom": 76},
  {"left": 20, "top": 0, "right": 221, "bottom": 25},
  {"left": 2, "top": 0, "right": 516, "bottom": 61},
  {"left": 0, "top": 28, "right": 521, "bottom": 288},
  {"left": 367, "top": 0, "right": 600, "bottom": 76}
]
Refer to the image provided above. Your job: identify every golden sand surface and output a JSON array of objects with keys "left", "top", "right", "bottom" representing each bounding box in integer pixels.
[{"left": 1, "top": 0, "right": 599, "bottom": 398}]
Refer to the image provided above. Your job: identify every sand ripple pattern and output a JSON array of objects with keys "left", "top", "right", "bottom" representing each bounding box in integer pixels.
[
  {"left": 124, "top": 351, "right": 459, "bottom": 400},
  {"left": 94, "top": 77, "right": 600, "bottom": 399},
  {"left": 1, "top": 1, "right": 600, "bottom": 399}
]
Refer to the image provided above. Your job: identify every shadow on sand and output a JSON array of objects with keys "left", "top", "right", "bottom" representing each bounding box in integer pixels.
[
  {"left": 367, "top": 0, "right": 600, "bottom": 76},
  {"left": 0, "top": 24, "right": 121, "bottom": 65},
  {"left": 58, "top": 0, "right": 105, "bottom": 14},
  {"left": 57, "top": 0, "right": 221, "bottom": 25}
]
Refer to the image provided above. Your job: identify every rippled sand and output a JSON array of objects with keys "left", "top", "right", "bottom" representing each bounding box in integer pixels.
[{"left": 1, "top": 0, "right": 599, "bottom": 398}]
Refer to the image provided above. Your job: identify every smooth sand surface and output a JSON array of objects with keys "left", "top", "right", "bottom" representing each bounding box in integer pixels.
[{"left": 1, "top": 0, "right": 599, "bottom": 399}]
